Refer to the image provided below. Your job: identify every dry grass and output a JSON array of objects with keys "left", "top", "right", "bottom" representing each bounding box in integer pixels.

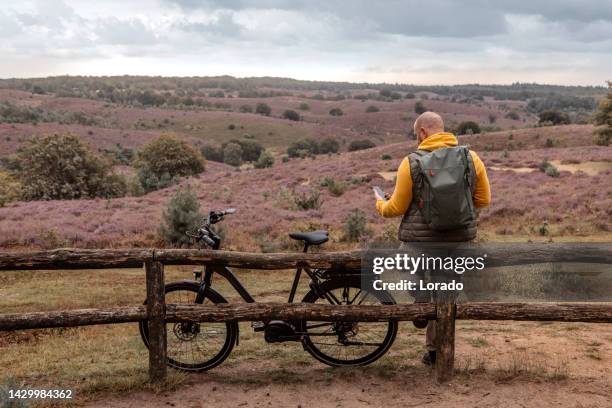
[{"left": 2, "top": 265, "right": 611, "bottom": 405}]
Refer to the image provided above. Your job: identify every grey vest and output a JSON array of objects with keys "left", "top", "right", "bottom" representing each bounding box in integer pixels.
[{"left": 398, "top": 149, "right": 478, "bottom": 242}]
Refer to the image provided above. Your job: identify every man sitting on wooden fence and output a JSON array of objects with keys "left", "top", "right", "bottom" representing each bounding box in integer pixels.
[{"left": 374, "top": 111, "right": 491, "bottom": 365}]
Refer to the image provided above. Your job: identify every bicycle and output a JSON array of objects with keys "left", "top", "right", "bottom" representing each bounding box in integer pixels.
[{"left": 140, "top": 208, "right": 398, "bottom": 371}]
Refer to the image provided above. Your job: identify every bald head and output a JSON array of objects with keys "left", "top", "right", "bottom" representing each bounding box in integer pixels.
[{"left": 413, "top": 111, "right": 444, "bottom": 143}]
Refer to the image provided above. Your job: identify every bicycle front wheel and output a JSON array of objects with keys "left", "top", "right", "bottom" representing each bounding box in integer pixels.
[
  {"left": 139, "top": 281, "right": 238, "bottom": 372},
  {"left": 298, "top": 278, "right": 398, "bottom": 367}
]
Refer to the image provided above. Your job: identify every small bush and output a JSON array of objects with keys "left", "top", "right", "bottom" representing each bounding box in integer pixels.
[
  {"left": 223, "top": 139, "right": 263, "bottom": 162},
  {"left": 255, "top": 102, "right": 272, "bottom": 116},
  {"left": 539, "top": 110, "right": 570, "bottom": 125},
  {"left": 456, "top": 121, "right": 481, "bottom": 135},
  {"left": 545, "top": 138, "right": 558, "bottom": 148},
  {"left": 223, "top": 142, "right": 243, "bottom": 167},
  {"left": 287, "top": 139, "right": 319, "bottom": 157},
  {"left": 0, "top": 171, "right": 22, "bottom": 206},
  {"left": 344, "top": 209, "right": 367, "bottom": 242},
  {"left": 254, "top": 150, "right": 275, "bottom": 168},
  {"left": 348, "top": 139, "right": 376, "bottom": 151},
  {"left": 538, "top": 160, "right": 560, "bottom": 177},
  {"left": 136, "top": 135, "right": 204, "bottom": 193},
  {"left": 505, "top": 111, "right": 520, "bottom": 120},
  {"left": 294, "top": 189, "right": 322, "bottom": 210},
  {"left": 545, "top": 165, "right": 560, "bottom": 177},
  {"left": 329, "top": 108, "right": 344, "bottom": 116},
  {"left": 366, "top": 105, "right": 380, "bottom": 113},
  {"left": 381, "top": 154, "right": 392, "bottom": 160},
  {"left": 282, "top": 110, "right": 300, "bottom": 121},
  {"left": 159, "top": 186, "right": 202, "bottom": 247},
  {"left": 321, "top": 176, "right": 347, "bottom": 197},
  {"left": 298, "top": 102, "right": 310, "bottom": 111},
  {"left": 239, "top": 104, "right": 253, "bottom": 113},
  {"left": 228, "top": 124, "right": 236, "bottom": 130},
  {"left": 282, "top": 155, "right": 289, "bottom": 163},
  {"left": 201, "top": 145, "right": 224, "bottom": 162},
  {"left": 319, "top": 137, "right": 340, "bottom": 154},
  {"left": 594, "top": 129, "right": 611, "bottom": 146},
  {"left": 414, "top": 101, "right": 427, "bottom": 114}
]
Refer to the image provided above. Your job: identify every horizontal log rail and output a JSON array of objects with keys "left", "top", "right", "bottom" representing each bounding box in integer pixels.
[
  {"left": 1, "top": 244, "right": 610, "bottom": 384},
  {"left": 0, "top": 243, "right": 610, "bottom": 271},
  {"left": 2, "top": 302, "right": 611, "bottom": 331}
]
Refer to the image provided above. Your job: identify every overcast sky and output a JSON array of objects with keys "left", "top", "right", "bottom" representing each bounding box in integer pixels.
[{"left": 1, "top": 0, "right": 611, "bottom": 85}]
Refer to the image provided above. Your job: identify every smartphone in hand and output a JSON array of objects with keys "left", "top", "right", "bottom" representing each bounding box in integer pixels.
[{"left": 373, "top": 186, "right": 387, "bottom": 201}]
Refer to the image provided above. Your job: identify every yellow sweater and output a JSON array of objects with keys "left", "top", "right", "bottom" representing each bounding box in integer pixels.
[{"left": 376, "top": 132, "right": 491, "bottom": 218}]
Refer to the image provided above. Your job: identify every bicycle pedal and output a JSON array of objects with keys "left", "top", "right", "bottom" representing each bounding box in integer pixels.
[{"left": 251, "top": 321, "right": 265, "bottom": 331}]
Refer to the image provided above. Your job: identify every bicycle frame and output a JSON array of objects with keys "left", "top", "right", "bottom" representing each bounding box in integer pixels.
[{"left": 194, "top": 243, "right": 326, "bottom": 305}]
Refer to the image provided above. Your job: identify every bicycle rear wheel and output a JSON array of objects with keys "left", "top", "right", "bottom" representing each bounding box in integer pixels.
[
  {"left": 139, "top": 281, "right": 238, "bottom": 372},
  {"left": 298, "top": 278, "right": 397, "bottom": 366}
]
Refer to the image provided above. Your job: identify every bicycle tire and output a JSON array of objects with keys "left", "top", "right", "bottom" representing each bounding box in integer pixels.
[{"left": 139, "top": 281, "right": 238, "bottom": 372}]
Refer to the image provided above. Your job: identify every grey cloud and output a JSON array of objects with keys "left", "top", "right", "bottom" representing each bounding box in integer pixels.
[
  {"left": 163, "top": 0, "right": 612, "bottom": 38},
  {"left": 94, "top": 17, "right": 158, "bottom": 45},
  {"left": 175, "top": 11, "right": 243, "bottom": 37}
]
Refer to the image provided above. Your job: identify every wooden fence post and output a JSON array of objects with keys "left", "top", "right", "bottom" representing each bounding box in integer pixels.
[
  {"left": 435, "top": 300, "right": 456, "bottom": 383},
  {"left": 145, "top": 260, "right": 167, "bottom": 384}
]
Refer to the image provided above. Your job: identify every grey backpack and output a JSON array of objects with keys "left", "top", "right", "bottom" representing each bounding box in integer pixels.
[{"left": 409, "top": 146, "right": 476, "bottom": 231}]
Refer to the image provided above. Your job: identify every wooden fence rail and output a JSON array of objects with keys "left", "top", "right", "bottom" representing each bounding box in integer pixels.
[{"left": 0, "top": 245, "right": 610, "bottom": 384}]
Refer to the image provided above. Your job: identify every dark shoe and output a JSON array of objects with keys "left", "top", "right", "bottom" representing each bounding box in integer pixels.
[{"left": 422, "top": 351, "right": 436, "bottom": 366}]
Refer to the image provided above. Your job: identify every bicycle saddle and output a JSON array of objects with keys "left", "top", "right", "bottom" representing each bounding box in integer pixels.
[{"left": 288, "top": 230, "right": 329, "bottom": 245}]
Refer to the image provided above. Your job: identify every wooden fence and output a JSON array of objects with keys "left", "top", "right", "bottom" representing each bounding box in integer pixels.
[{"left": 0, "top": 244, "right": 611, "bottom": 384}]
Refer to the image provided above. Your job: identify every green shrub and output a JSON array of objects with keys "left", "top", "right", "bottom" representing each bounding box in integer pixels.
[
  {"left": 287, "top": 139, "right": 319, "bottom": 157},
  {"left": 414, "top": 101, "right": 427, "bottom": 114},
  {"left": 294, "top": 189, "right": 322, "bottom": 210},
  {"left": 282, "top": 155, "right": 289, "bottom": 163},
  {"left": 366, "top": 105, "right": 380, "bottom": 113},
  {"left": 255, "top": 102, "right": 271, "bottom": 116},
  {"left": 538, "top": 110, "right": 570, "bottom": 125},
  {"left": 538, "top": 160, "right": 560, "bottom": 177},
  {"left": 595, "top": 130, "right": 611, "bottom": 146},
  {"left": 505, "top": 111, "right": 520, "bottom": 120},
  {"left": 159, "top": 186, "right": 202, "bottom": 247},
  {"left": 456, "top": 121, "right": 481, "bottom": 135},
  {"left": 319, "top": 137, "right": 339, "bottom": 154},
  {"left": 344, "top": 209, "right": 367, "bottom": 242},
  {"left": 0, "top": 171, "right": 22, "bottom": 206},
  {"left": 224, "top": 139, "right": 263, "bottom": 162},
  {"left": 254, "top": 150, "right": 275, "bottom": 168},
  {"left": 228, "top": 124, "right": 236, "bottom": 130},
  {"left": 201, "top": 145, "right": 224, "bottom": 162},
  {"left": 348, "top": 139, "right": 376, "bottom": 151},
  {"left": 321, "top": 176, "right": 347, "bottom": 197},
  {"left": 136, "top": 135, "right": 204, "bottom": 192},
  {"left": 298, "top": 102, "right": 310, "bottom": 111},
  {"left": 381, "top": 154, "right": 392, "bottom": 160},
  {"left": 545, "top": 165, "right": 560, "bottom": 177},
  {"left": 545, "top": 138, "right": 557, "bottom": 148},
  {"left": 594, "top": 82, "right": 611, "bottom": 146},
  {"left": 223, "top": 142, "right": 243, "bottom": 167},
  {"left": 329, "top": 107, "right": 344, "bottom": 116},
  {"left": 239, "top": 104, "right": 252, "bottom": 113},
  {"left": 16, "top": 133, "right": 127, "bottom": 200},
  {"left": 282, "top": 110, "right": 300, "bottom": 121}
]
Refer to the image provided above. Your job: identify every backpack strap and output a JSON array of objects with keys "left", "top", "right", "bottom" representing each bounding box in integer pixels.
[
  {"left": 406, "top": 149, "right": 429, "bottom": 208},
  {"left": 459, "top": 146, "right": 477, "bottom": 195}
]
